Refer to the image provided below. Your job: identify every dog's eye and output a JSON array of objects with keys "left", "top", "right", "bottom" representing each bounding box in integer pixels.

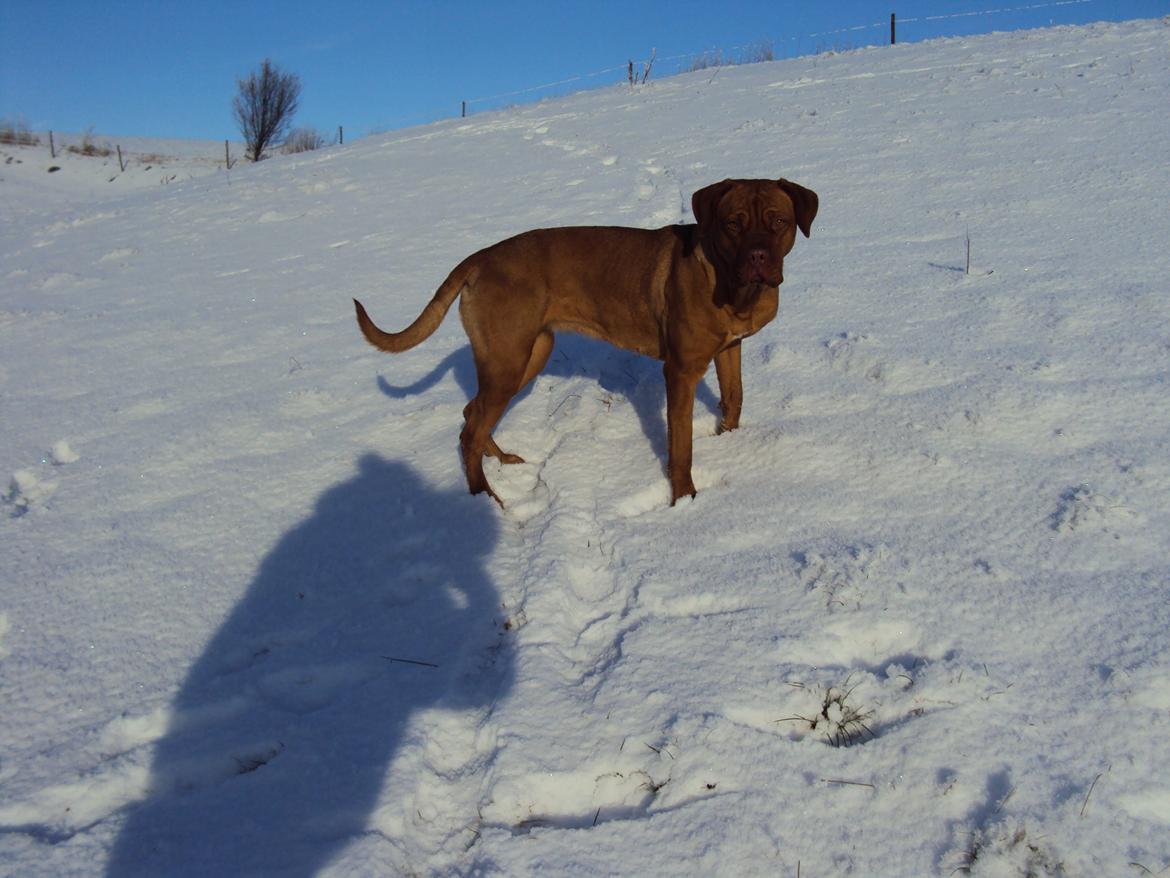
[{"left": 771, "top": 218, "right": 789, "bottom": 231}]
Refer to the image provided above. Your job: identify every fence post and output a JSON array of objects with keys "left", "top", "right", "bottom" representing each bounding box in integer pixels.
[
  {"left": 462, "top": 100, "right": 467, "bottom": 118},
  {"left": 49, "top": 130, "right": 55, "bottom": 158},
  {"left": 338, "top": 125, "right": 343, "bottom": 145},
  {"left": 891, "top": 12, "right": 896, "bottom": 45},
  {"left": 224, "top": 139, "right": 230, "bottom": 169},
  {"left": 117, "top": 144, "right": 125, "bottom": 172}
]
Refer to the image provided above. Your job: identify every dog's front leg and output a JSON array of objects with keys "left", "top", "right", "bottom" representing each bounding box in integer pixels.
[
  {"left": 664, "top": 359, "right": 704, "bottom": 504},
  {"left": 714, "top": 342, "right": 743, "bottom": 433}
]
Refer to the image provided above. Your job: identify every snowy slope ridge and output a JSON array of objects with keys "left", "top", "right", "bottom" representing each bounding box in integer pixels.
[
  {"left": 0, "top": 135, "right": 245, "bottom": 216},
  {"left": 3, "top": 18, "right": 1170, "bottom": 877}
]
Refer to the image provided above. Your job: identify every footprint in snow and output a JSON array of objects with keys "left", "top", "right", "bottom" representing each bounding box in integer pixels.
[
  {"left": 824, "top": 331, "right": 886, "bottom": 383},
  {"left": 795, "top": 541, "right": 888, "bottom": 612}
]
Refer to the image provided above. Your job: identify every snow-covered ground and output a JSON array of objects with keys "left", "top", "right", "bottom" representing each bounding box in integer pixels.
[
  {"left": 3, "top": 18, "right": 1169, "bottom": 877},
  {"left": 1, "top": 133, "right": 244, "bottom": 215}
]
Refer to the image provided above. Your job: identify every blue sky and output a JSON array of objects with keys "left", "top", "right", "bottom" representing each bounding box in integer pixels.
[{"left": 2, "top": 0, "right": 1166, "bottom": 141}]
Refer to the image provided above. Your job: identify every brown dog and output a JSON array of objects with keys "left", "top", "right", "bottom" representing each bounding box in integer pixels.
[{"left": 355, "top": 177, "right": 817, "bottom": 505}]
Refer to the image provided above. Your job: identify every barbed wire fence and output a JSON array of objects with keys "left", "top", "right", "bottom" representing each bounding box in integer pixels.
[
  {"left": 456, "top": 0, "right": 1096, "bottom": 118},
  {"left": 14, "top": 0, "right": 1105, "bottom": 163}
]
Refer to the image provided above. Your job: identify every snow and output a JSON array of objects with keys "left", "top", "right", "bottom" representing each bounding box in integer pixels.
[
  {"left": 2, "top": 17, "right": 1170, "bottom": 877},
  {"left": 1, "top": 134, "right": 245, "bottom": 218}
]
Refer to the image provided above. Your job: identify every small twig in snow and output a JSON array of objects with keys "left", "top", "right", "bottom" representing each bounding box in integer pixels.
[
  {"left": 381, "top": 655, "right": 439, "bottom": 668},
  {"left": 993, "top": 785, "right": 1016, "bottom": 814},
  {"left": 1081, "top": 773, "right": 1102, "bottom": 817},
  {"left": 821, "top": 778, "right": 875, "bottom": 790},
  {"left": 549, "top": 393, "right": 580, "bottom": 417}
]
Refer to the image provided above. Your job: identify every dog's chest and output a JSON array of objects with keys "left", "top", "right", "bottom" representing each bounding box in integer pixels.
[{"left": 725, "top": 287, "right": 779, "bottom": 345}]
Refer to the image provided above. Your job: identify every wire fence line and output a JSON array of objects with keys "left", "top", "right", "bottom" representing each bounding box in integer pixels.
[
  {"left": 9, "top": 1, "right": 1101, "bottom": 171},
  {"left": 461, "top": 0, "right": 1095, "bottom": 112}
]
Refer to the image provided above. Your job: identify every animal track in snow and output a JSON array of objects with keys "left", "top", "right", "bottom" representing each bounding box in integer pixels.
[
  {"left": 823, "top": 331, "right": 886, "bottom": 383},
  {"left": 795, "top": 541, "right": 889, "bottom": 611},
  {"left": 632, "top": 161, "right": 686, "bottom": 227}
]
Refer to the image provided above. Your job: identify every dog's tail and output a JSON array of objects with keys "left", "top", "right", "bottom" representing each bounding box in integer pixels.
[{"left": 353, "top": 258, "right": 475, "bottom": 354}]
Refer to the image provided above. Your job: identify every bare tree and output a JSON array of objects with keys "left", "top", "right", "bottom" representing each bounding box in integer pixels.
[{"left": 232, "top": 59, "right": 301, "bottom": 162}]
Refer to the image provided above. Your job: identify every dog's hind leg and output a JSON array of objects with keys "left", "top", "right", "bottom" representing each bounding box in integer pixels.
[
  {"left": 464, "top": 330, "right": 554, "bottom": 467},
  {"left": 519, "top": 329, "right": 555, "bottom": 390},
  {"left": 463, "top": 401, "right": 519, "bottom": 465},
  {"left": 461, "top": 389, "right": 520, "bottom": 503},
  {"left": 460, "top": 342, "right": 543, "bottom": 503}
]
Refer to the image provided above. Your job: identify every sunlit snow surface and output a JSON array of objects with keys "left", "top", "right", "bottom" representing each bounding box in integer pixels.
[{"left": 2, "top": 18, "right": 1169, "bottom": 877}]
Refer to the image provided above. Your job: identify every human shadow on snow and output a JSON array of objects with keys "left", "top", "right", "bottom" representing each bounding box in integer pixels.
[
  {"left": 106, "top": 454, "right": 511, "bottom": 877},
  {"left": 375, "top": 334, "right": 723, "bottom": 475}
]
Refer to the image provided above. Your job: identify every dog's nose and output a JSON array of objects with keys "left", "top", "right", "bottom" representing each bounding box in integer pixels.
[{"left": 748, "top": 248, "right": 768, "bottom": 267}]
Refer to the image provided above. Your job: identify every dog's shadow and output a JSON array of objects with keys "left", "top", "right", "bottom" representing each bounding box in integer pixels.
[
  {"left": 376, "top": 335, "right": 723, "bottom": 467},
  {"left": 105, "top": 455, "right": 510, "bottom": 877}
]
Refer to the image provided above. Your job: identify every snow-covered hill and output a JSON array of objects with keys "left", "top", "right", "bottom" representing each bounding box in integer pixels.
[
  {"left": 2, "top": 18, "right": 1169, "bottom": 877},
  {"left": 1, "top": 134, "right": 245, "bottom": 216}
]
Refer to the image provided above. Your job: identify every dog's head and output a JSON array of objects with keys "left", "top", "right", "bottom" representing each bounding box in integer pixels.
[{"left": 692, "top": 178, "right": 818, "bottom": 314}]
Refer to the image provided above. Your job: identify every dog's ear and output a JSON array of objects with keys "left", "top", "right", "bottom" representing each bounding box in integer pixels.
[
  {"left": 691, "top": 179, "right": 737, "bottom": 231},
  {"left": 777, "top": 179, "right": 819, "bottom": 238}
]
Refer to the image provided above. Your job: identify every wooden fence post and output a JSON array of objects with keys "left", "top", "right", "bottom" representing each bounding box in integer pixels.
[
  {"left": 462, "top": 100, "right": 467, "bottom": 118},
  {"left": 49, "top": 130, "right": 56, "bottom": 158},
  {"left": 224, "top": 139, "right": 230, "bottom": 169},
  {"left": 338, "top": 125, "right": 343, "bottom": 145},
  {"left": 117, "top": 144, "right": 125, "bottom": 172},
  {"left": 891, "top": 12, "right": 896, "bottom": 45}
]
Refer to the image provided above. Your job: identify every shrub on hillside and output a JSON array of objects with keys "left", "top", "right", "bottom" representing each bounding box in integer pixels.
[
  {"left": 685, "top": 41, "right": 774, "bottom": 72},
  {"left": 66, "top": 129, "right": 113, "bottom": 157},
  {"left": 0, "top": 119, "right": 40, "bottom": 146},
  {"left": 282, "top": 127, "right": 328, "bottom": 154}
]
